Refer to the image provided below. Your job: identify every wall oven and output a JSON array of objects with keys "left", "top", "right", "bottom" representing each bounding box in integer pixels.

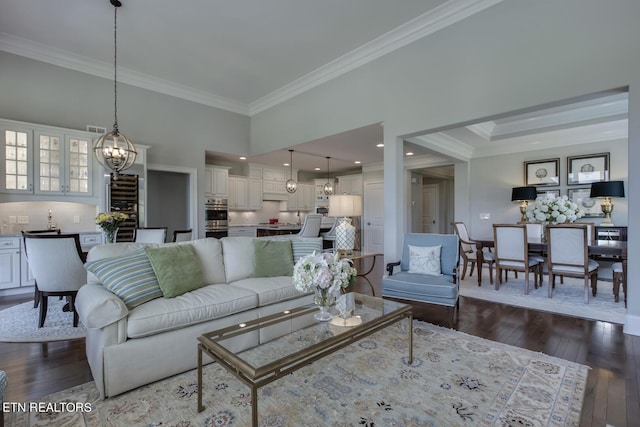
[{"left": 205, "top": 198, "right": 228, "bottom": 237}]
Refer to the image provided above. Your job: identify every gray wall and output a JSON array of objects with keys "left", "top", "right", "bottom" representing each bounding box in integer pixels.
[
  {"left": 147, "top": 170, "right": 190, "bottom": 240},
  {"left": 0, "top": 51, "right": 250, "bottom": 237},
  {"left": 249, "top": 0, "right": 640, "bottom": 332}
]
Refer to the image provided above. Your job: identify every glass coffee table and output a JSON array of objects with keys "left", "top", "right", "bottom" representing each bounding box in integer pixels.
[{"left": 197, "top": 292, "right": 412, "bottom": 426}]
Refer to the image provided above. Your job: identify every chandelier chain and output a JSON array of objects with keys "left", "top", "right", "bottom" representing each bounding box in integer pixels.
[{"left": 113, "top": 5, "right": 119, "bottom": 132}]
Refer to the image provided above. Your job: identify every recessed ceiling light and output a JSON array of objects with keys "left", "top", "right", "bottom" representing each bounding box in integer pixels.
[
  {"left": 354, "top": 160, "right": 361, "bottom": 164},
  {"left": 283, "top": 163, "right": 290, "bottom": 166},
  {"left": 239, "top": 156, "right": 247, "bottom": 160},
  {"left": 376, "top": 143, "right": 384, "bottom": 148},
  {"left": 314, "top": 167, "right": 321, "bottom": 171},
  {"left": 405, "top": 152, "right": 414, "bottom": 156}
]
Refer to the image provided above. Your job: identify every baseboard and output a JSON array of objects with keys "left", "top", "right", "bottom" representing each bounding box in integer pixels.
[
  {"left": 0, "top": 286, "right": 33, "bottom": 298},
  {"left": 624, "top": 313, "right": 640, "bottom": 336}
]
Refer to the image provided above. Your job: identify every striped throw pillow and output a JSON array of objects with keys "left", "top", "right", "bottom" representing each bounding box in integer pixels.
[
  {"left": 291, "top": 237, "right": 323, "bottom": 263},
  {"left": 84, "top": 247, "right": 163, "bottom": 310}
]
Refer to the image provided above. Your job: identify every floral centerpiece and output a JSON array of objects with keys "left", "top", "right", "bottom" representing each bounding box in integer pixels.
[
  {"left": 293, "top": 251, "right": 357, "bottom": 321},
  {"left": 526, "top": 194, "right": 584, "bottom": 224},
  {"left": 95, "top": 212, "right": 128, "bottom": 243}
]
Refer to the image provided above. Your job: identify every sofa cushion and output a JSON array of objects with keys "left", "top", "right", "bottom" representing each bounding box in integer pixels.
[
  {"left": 221, "top": 237, "right": 255, "bottom": 282},
  {"left": 186, "top": 238, "right": 226, "bottom": 284},
  {"left": 145, "top": 244, "right": 206, "bottom": 298},
  {"left": 84, "top": 247, "right": 163, "bottom": 310},
  {"left": 126, "top": 284, "right": 258, "bottom": 338},
  {"left": 291, "top": 237, "right": 323, "bottom": 262},
  {"left": 254, "top": 239, "right": 294, "bottom": 277},
  {"left": 230, "top": 276, "right": 304, "bottom": 306},
  {"left": 85, "top": 242, "right": 150, "bottom": 285}
]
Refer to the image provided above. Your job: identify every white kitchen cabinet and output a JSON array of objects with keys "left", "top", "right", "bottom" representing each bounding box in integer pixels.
[
  {"left": 0, "top": 237, "right": 21, "bottom": 289},
  {"left": 336, "top": 174, "right": 362, "bottom": 195},
  {"left": 262, "top": 166, "right": 289, "bottom": 196},
  {"left": 228, "top": 176, "right": 248, "bottom": 210},
  {"left": 0, "top": 120, "right": 94, "bottom": 198},
  {"left": 205, "top": 166, "right": 229, "bottom": 197},
  {"left": 285, "top": 183, "right": 314, "bottom": 211},
  {"left": 248, "top": 178, "right": 263, "bottom": 210}
]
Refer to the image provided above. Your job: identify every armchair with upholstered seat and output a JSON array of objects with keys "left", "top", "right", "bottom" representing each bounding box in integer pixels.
[
  {"left": 493, "top": 224, "right": 543, "bottom": 294},
  {"left": 135, "top": 227, "right": 167, "bottom": 244},
  {"left": 296, "top": 214, "right": 322, "bottom": 238},
  {"left": 22, "top": 233, "right": 85, "bottom": 328},
  {"left": 382, "top": 233, "right": 459, "bottom": 326}
]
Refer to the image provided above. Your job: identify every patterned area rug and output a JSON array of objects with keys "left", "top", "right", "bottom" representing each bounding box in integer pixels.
[
  {"left": 7, "top": 319, "right": 588, "bottom": 426},
  {"left": 0, "top": 299, "right": 85, "bottom": 342},
  {"left": 459, "top": 267, "right": 626, "bottom": 324}
]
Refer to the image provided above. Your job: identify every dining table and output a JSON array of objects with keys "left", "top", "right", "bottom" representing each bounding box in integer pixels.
[{"left": 473, "top": 237, "right": 627, "bottom": 303}]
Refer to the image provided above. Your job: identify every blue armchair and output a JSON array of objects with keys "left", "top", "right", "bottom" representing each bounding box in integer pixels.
[{"left": 382, "top": 233, "right": 460, "bottom": 326}]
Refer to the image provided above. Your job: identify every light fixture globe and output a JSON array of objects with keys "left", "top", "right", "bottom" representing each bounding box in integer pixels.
[
  {"left": 323, "top": 156, "right": 333, "bottom": 195},
  {"left": 94, "top": 129, "right": 137, "bottom": 174},
  {"left": 285, "top": 149, "right": 297, "bottom": 193}
]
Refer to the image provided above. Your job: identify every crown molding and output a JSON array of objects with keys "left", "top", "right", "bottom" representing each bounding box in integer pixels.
[
  {"left": 248, "top": 0, "right": 505, "bottom": 115},
  {"left": 410, "top": 133, "right": 475, "bottom": 161},
  {"left": 0, "top": 32, "right": 250, "bottom": 116}
]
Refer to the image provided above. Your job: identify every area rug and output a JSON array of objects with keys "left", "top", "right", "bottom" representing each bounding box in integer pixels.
[
  {"left": 6, "top": 319, "right": 588, "bottom": 426},
  {"left": 0, "top": 299, "right": 86, "bottom": 342},
  {"left": 460, "top": 267, "right": 626, "bottom": 325}
]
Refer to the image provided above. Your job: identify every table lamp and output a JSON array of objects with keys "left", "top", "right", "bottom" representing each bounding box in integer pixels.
[
  {"left": 328, "top": 194, "right": 362, "bottom": 254},
  {"left": 590, "top": 180, "right": 625, "bottom": 226},
  {"left": 511, "top": 186, "right": 538, "bottom": 223}
]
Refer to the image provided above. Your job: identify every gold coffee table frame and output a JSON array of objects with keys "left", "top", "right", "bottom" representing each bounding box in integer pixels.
[{"left": 197, "top": 293, "right": 412, "bottom": 426}]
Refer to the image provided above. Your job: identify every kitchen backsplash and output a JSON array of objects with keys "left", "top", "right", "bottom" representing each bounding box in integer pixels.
[
  {"left": 0, "top": 201, "right": 99, "bottom": 235},
  {"left": 228, "top": 201, "right": 308, "bottom": 225}
]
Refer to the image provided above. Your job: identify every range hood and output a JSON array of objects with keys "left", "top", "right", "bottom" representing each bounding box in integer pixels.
[{"left": 262, "top": 192, "right": 289, "bottom": 201}]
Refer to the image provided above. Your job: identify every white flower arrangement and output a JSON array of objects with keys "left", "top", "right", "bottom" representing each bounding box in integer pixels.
[
  {"left": 526, "top": 194, "right": 584, "bottom": 223},
  {"left": 293, "top": 251, "right": 357, "bottom": 304}
]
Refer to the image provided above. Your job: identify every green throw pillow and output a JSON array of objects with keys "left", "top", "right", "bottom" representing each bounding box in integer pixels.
[
  {"left": 144, "top": 244, "right": 205, "bottom": 298},
  {"left": 84, "top": 247, "right": 163, "bottom": 310},
  {"left": 253, "top": 239, "right": 294, "bottom": 277}
]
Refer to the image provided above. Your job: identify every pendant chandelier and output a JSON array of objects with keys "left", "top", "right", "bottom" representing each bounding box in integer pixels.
[
  {"left": 323, "top": 156, "right": 333, "bottom": 195},
  {"left": 285, "top": 149, "right": 297, "bottom": 193},
  {"left": 94, "top": 0, "right": 137, "bottom": 176}
]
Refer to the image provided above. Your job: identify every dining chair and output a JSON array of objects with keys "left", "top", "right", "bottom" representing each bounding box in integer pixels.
[
  {"left": 546, "top": 224, "right": 599, "bottom": 304},
  {"left": 135, "top": 227, "right": 168, "bottom": 244},
  {"left": 492, "top": 224, "right": 543, "bottom": 295},
  {"left": 320, "top": 217, "right": 338, "bottom": 250},
  {"left": 22, "top": 233, "right": 85, "bottom": 327},
  {"left": 452, "top": 221, "right": 494, "bottom": 284},
  {"left": 611, "top": 262, "right": 626, "bottom": 307},
  {"left": 296, "top": 214, "right": 322, "bottom": 238},
  {"left": 172, "top": 229, "right": 193, "bottom": 242},
  {"left": 22, "top": 229, "right": 62, "bottom": 309}
]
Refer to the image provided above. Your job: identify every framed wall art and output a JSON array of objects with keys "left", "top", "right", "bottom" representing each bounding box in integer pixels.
[
  {"left": 568, "top": 187, "right": 604, "bottom": 218},
  {"left": 524, "top": 158, "right": 560, "bottom": 186},
  {"left": 537, "top": 189, "right": 560, "bottom": 198},
  {"left": 567, "top": 152, "right": 609, "bottom": 185}
]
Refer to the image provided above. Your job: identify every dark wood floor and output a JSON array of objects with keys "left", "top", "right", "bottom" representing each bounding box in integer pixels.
[{"left": 1, "top": 257, "right": 639, "bottom": 427}]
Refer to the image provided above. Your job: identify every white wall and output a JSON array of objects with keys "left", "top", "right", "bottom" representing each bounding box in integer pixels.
[{"left": 250, "top": 0, "right": 639, "bottom": 331}]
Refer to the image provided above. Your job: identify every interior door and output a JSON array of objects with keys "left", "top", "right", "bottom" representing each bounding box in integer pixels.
[
  {"left": 364, "top": 181, "right": 384, "bottom": 254},
  {"left": 422, "top": 184, "right": 439, "bottom": 232}
]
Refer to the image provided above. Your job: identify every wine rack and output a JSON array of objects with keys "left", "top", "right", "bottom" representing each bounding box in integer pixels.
[{"left": 109, "top": 173, "right": 139, "bottom": 242}]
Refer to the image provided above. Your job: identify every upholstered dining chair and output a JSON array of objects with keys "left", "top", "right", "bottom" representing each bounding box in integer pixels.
[
  {"left": 546, "top": 224, "right": 599, "bottom": 304},
  {"left": 22, "top": 229, "right": 61, "bottom": 309},
  {"left": 296, "top": 214, "right": 322, "bottom": 238},
  {"left": 492, "top": 224, "right": 543, "bottom": 295},
  {"left": 611, "top": 262, "right": 626, "bottom": 307},
  {"left": 452, "top": 221, "right": 494, "bottom": 284},
  {"left": 172, "top": 229, "right": 193, "bottom": 242},
  {"left": 320, "top": 217, "right": 338, "bottom": 250},
  {"left": 135, "top": 227, "right": 168, "bottom": 244},
  {"left": 22, "top": 233, "right": 85, "bottom": 327}
]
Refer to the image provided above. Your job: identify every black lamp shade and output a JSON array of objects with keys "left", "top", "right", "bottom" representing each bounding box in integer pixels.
[
  {"left": 589, "top": 181, "right": 625, "bottom": 198},
  {"left": 511, "top": 186, "right": 538, "bottom": 202}
]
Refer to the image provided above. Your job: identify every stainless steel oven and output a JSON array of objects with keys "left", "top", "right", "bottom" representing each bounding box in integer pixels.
[{"left": 205, "top": 198, "right": 228, "bottom": 235}]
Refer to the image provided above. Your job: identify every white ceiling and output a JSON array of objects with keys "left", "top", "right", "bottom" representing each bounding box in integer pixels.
[{"left": 0, "top": 0, "right": 628, "bottom": 174}]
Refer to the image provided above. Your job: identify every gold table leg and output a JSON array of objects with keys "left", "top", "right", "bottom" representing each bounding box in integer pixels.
[{"left": 197, "top": 344, "right": 204, "bottom": 413}]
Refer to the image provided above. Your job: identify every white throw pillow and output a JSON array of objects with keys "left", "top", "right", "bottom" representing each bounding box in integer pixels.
[{"left": 408, "top": 245, "right": 442, "bottom": 276}]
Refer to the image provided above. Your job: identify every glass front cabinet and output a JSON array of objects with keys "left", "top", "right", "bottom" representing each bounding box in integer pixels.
[{"left": 1, "top": 119, "right": 94, "bottom": 198}]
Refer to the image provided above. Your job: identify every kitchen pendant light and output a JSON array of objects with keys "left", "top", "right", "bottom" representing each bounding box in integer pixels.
[
  {"left": 94, "top": 0, "right": 137, "bottom": 177},
  {"left": 285, "top": 149, "right": 297, "bottom": 193},
  {"left": 323, "top": 156, "right": 333, "bottom": 195}
]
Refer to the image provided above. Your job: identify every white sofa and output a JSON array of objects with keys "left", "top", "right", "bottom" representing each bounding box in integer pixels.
[{"left": 75, "top": 236, "right": 315, "bottom": 398}]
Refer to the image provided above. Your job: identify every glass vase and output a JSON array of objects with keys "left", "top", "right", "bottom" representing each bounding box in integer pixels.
[
  {"left": 104, "top": 230, "right": 116, "bottom": 244},
  {"left": 313, "top": 288, "right": 334, "bottom": 322}
]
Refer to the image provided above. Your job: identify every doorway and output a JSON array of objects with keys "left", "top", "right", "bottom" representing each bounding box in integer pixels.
[{"left": 146, "top": 164, "right": 198, "bottom": 240}]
